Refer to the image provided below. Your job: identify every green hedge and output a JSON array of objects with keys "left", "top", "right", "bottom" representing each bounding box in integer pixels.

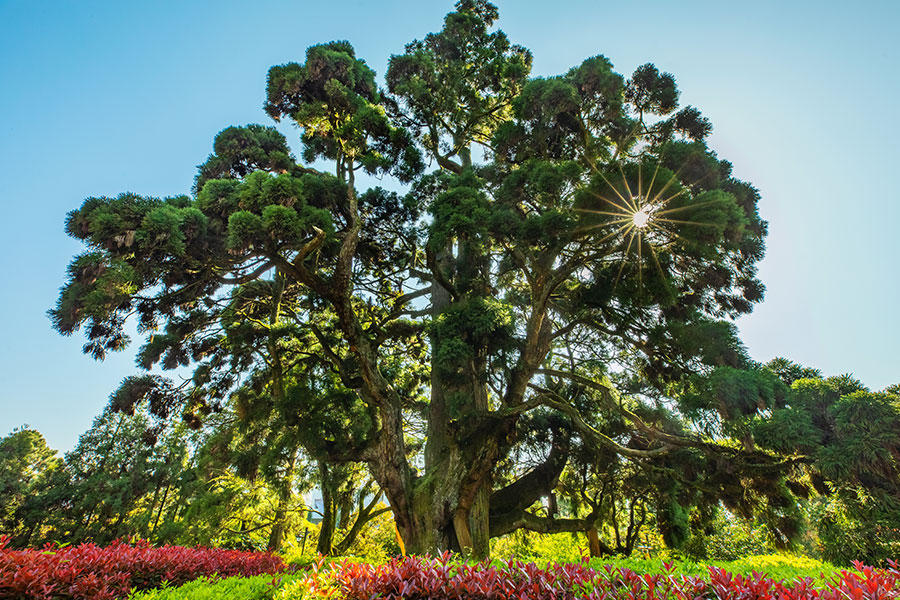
[
  {"left": 587, "top": 553, "right": 840, "bottom": 582},
  {"left": 127, "top": 574, "right": 297, "bottom": 600}
]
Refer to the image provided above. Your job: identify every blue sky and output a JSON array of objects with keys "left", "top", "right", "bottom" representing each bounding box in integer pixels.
[{"left": 1, "top": 0, "right": 897, "bottom": 452}]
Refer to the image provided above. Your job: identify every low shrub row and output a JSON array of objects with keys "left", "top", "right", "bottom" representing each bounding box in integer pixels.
[
  {"left": 127, "top": 574, "right": 296, "bottom": 600},
  {"left": 0, "top": 536, "right": 285, "bottom": 600}
]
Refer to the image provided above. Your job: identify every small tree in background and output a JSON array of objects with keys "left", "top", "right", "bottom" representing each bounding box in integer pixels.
[
  {"left": 0, "top": 428, "right": 61, "bottom": 546},
  {"left": 752, "top": 366, "right": 900, "bottom": 564}
]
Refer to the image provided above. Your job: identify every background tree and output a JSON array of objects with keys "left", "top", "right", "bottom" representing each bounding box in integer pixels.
[
  {"left": 19, "top": 407, "right": 190, "bottom": 546},
  {"left": 675, "top": 357, "right": 900, "bottom": 564},
  {"left": 0, "top": 428, "right": 61, "bottom": 546},
  {"left": 52, "top": 1, "right": 784, "bottom": 557},
  {"left": 6, "top": 406, "right": 316, "bottom": 550},
  {"left": 754, "top": 364, "right": 900, "bottom": 564}
]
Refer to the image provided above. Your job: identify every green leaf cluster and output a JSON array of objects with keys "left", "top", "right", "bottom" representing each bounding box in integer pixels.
[{"left": 431, "top": 296, "right": 514, "bottom": 379}]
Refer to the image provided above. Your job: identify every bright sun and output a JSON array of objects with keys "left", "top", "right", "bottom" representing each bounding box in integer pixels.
[{"left": 632, "top": 206, "right": 652, "bottom": 229}]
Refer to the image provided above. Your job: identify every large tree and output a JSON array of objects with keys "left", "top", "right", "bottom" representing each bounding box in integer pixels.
[{"left": 52, "top": 1, "right": 775, "bottom": 557}]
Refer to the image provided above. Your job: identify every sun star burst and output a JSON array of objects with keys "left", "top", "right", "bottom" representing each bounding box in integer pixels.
[{"left": 576, "top": 161, "right": 715, "bottom": 291}]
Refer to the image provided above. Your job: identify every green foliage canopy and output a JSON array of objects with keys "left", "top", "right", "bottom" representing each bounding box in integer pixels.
[{"left": 51, "top": 1, "right": 783, "bottom": 558}]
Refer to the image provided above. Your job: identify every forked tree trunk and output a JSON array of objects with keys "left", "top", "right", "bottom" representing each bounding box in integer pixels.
[{"left": 388, "top": 420, "right": 504, "bottom": 559}]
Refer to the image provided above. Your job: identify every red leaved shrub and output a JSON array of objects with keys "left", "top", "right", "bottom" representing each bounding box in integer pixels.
[
  {"left": 0, "top": 535, "right": 285, "bottom": 600},
  {"left": 312, "top": 554, "right": 900, "bottom": 600}
]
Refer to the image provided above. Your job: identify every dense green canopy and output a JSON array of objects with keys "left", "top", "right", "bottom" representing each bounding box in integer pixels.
[{"left": 50, "top": 1, "right": 856, "bottom": 558}]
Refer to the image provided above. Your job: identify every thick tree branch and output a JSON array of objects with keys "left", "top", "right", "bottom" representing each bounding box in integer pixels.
[
  {"left": 215, "top": 260, "right": 275, "bottom": 285},
  {"left": 425, "top": 245, "right": 458, "bottom": 300},
  {"left": 489, "top": 442, "right": 568, "bottom": 522},
  {"left": 536, "top": 368, "right": 737, "bottom": 454},
  {"left": 491, "top": 506, "right": 601, "bottom": 538},
  {"left": 528, "top": 383, "right": 674, "bottom": 459},
  {"left": 294, "top": 226, "right": 327, "bottom": 265}
]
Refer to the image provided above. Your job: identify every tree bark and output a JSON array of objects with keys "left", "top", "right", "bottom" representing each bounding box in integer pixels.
[
  {"left": 588, "top": 526, "right": 602, "bottom": 558},
  {"left": 150, "top": 483, "right": 171, "bottom": 540},
  {"left": 266, "top": 452, "right": 296, "bottom": 552},
  {"left": 316, "top": 462, "right": 337, "bottom": 555}
]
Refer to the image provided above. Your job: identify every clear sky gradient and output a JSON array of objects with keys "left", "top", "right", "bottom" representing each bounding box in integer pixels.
[{"left": 1, "top": 0, "right": 897, "bottom": 452}]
